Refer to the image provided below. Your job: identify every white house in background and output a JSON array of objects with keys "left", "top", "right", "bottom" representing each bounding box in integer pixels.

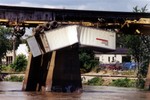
[
  {"left": 95, "top": 48, "right": 132, "bottom": 64},
  {"left": 1, "top": 51, "right": 13, "bottom": 65},
  {"left": 2, "top": 44, "right": 29, "bottom": 65}
]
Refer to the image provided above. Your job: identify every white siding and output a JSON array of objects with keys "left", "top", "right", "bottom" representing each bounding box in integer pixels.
[{"left": 95, "top": 54, "right": 127, "bottom": 64}]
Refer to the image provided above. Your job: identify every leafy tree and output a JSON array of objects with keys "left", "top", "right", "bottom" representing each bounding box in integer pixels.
[
  {"left": 79, "top": 48, "right": 99, "bottom": 73},
  {"left": 11, "top": 54, "right": 27, "bottom": 72},
  {"left": 0, "top": 26, "right": 12, "bottom": 65},
  {"left": 132, "top": 5, "right": 150, "bottom": 88},
  {"left": 133, "top": 5, "right": 148, "bottom": 12},
  {"left": 118, "top": 5, "right": 150, "bottom": 88},
  {"left": 116, "top": 5, "right": 150, "bottom": 88}
]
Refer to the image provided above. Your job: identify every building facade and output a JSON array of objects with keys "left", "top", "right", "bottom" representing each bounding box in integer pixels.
[
  {"left": 1, "top": 44, "right": 29, "bottom": 65},
  {"left": 95, "top": 48, "right": 132, "bottom": 64}
]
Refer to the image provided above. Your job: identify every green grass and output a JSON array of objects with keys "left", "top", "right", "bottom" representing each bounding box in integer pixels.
[
  {"left": 110, "top": 78, "right": 136, "bottom": 87},
  {"left": 87, "top": 77, "right": 104, "bottom": 86},
  {"left": 4, "top": 75, "right": 24, "bottom": 82}
]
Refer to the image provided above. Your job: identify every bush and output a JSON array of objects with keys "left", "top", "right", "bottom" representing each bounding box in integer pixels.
[
  {"left": 10, "top": 54, "right": 27, "bottom": 72},
  {"left": 111, "top": 78, "right": 136, "bottom": 87},
  {"left": 79, "top": 49, "right": 99, "bottom": 73},
  {"left": 4, "top": 75, "right": 24, "bottom": 82},
  {"left": 87, "top": 77, "right": 104, "bottom": 86},
  {"left": 136, "top": 78, "right": 145, "bottom": 89},
  {"left": 1, "top": 65, "right": 14, "bottom": 72}
]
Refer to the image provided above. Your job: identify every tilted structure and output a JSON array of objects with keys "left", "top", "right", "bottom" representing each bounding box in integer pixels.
[
  {"left": 0, "top": 5, "right": 149, "bottom": 92},
  {"left": 25, "top": 25, "right": 116, "bottom": 92}
]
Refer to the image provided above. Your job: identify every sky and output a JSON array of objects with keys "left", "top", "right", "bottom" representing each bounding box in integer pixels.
[{"left": 0, "top": 0, "right": 150, "bottom": 12}]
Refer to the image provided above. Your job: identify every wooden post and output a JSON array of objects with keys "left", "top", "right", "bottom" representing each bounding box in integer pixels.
[
  {"left": 45, "top": 51, "right": 56, "bottom": 91},
  {"left": 145, "top": 63, "right": 150, "bottom": 90},
  {"left": 22, "top": 52, "right": 32, "bottom": 91}
]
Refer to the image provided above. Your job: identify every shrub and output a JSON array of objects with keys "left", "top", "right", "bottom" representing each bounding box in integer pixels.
[
  {"left": 111, "top": 78, "right": 136, "bottom": 87},
  {"left": 10, "top": 54, "right": 27, "bottom": 72},
  {"left": 79, "top": 49, "right": 99, "bottom": 73},
  {"left": 136, "top": 78, "right": 145, "bottom": 89},
  {"left": 87, "top": 77, "right": 104, "bottom": 86},
  {"left": 1, "top": 65, "right": 14, "bottom": 72},
  {"left": 4, "top": 75, "right": 24, "bottom": 82}
]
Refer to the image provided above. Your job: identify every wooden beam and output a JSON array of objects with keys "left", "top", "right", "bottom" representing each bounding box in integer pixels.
[
  {"left": 22, "top": 52, "right": 32, "bottom": 91},
  {"left": 45, "top": 51, "right": 56, "bottom": 91}
]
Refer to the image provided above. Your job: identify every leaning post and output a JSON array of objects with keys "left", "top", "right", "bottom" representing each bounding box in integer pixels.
[{"left": 145, "top": 63, "right": 150, "bottom": 90}]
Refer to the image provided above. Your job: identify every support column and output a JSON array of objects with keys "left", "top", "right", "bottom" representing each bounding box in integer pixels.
[{"left": 51, "top": 44, "right": 82, "bottom": 92}]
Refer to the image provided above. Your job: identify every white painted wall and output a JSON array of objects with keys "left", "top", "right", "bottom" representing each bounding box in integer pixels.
[
  {"left": 95, "top": 54, "right": 127, "bottom": 64},
  {"left": 2, "top": 44, "right": 29, "bottom": 64}
]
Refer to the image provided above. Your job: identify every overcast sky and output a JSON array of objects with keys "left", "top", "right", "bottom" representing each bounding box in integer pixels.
[{"left": 0, "top": 0, "right": 150, "bottom": 12}]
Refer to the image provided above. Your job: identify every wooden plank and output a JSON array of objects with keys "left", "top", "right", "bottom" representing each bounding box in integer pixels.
[
  {"left": 45, "top": 51, "right": 56, "bottom": 91},
  {"left": 22, "top": 52, "right": 32, "bottom": 91},
  {"left": 39, "top": 34, "right": 50, "bottom": 53}
]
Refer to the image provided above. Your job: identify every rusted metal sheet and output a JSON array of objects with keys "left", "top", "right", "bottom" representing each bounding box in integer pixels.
[
  {"left": 0, "top": 9, "right": 53, "bottom": 22},
  {"left": 121, "top": 18, "right": 150, "bottom": 35},
  {"left": 0, "top": 5, "right": 150, "bottom": 27}
]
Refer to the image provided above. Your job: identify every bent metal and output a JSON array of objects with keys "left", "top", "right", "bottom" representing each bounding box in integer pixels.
[{"left": 23, "top": 22, "right": 116, "bottom": 92}]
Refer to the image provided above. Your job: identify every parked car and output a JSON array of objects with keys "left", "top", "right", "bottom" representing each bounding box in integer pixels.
[
  {"left": 107, "top": 64, "right": 121, "bottom": 70},
  {"left": 122, "top": 62, "right": 136, "bottom": 70},
  {"left": 99, "top": 63, "right": 122, "bottom": 70}
]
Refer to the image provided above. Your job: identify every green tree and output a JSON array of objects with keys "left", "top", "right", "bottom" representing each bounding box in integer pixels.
[
  {"left": 116, "top": 5, "right": 150, "bottom": 88},
  {"left": 11, "top": 54, "right": 27, "bottom": 72},
  {"left": 133, "top": 5, "right": 148, "bottom": 12},
  {"left": 132, "top": 5, "right": 150, "bottom": 88},
  {"left": 117, "top": 34, "right": 150, "bottom": 88},
  {"left": 119, "top": 5, "right": 150, "bottom": 88},
  {"left": 0, "top": 26, "right": 12, "bottom": 65},
  {"left": 79, "top": 48, "right": 99, "bottom": 73}
]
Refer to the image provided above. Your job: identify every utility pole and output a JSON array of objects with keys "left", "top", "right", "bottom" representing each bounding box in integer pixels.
[
  {"left": 12, "top": 36, "right": 16, "bottom": 62},
  {"left": 12, "top": 25, "right": 25, "bottom": 62}
]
